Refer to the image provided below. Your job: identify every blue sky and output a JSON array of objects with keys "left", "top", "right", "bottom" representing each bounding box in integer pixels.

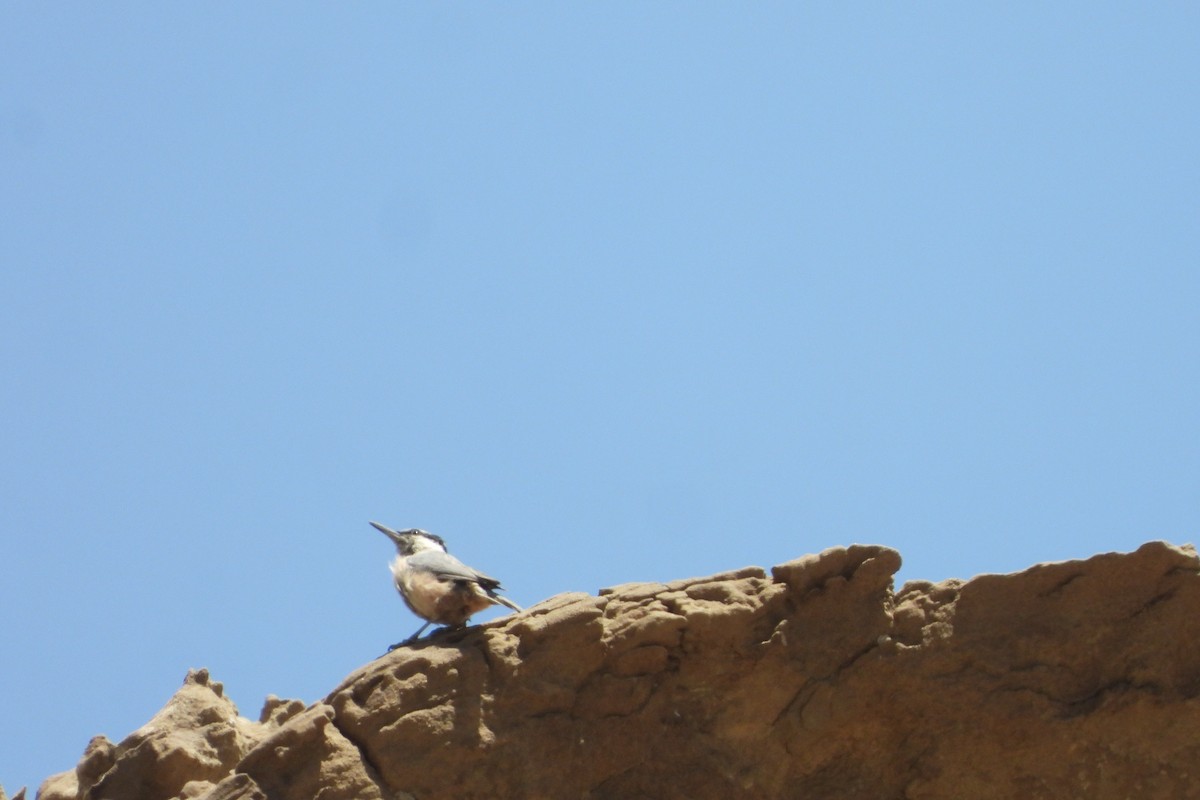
[{"left": 3, "top": 4, "right": 1197, "bottom": 792}]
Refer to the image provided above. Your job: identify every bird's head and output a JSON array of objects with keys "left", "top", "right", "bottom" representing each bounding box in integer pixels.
[{"left": 369, "top": 521, "right": 448, "bottom": 556}]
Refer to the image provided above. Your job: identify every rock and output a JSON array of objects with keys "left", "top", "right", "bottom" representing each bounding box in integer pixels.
[
  {"left": 30, "top": 541, "right": 1200, "bottom": 799},
  {"left": 35, "top": 669, "right": 305, "bottom": 800}
]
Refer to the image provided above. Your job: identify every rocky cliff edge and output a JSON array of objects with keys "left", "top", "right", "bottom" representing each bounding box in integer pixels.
[{"left": 24, "top": 541, "right": 1200, "bottom": 800}]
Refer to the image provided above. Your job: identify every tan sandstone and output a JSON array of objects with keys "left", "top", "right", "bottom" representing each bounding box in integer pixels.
[{"left": 20, "top": 540, "right": 1200, "bottom": 800}]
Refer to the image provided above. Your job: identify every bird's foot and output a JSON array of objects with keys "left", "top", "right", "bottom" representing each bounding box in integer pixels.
[
  {"left": 386, "top": 634, "right": 422, "bottom": 652},
  {"left": 381, "top": 624, "right": 467, "bottom": 656}
]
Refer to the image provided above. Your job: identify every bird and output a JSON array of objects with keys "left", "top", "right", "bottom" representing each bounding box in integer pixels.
[{"left": 369, "top": 521, "right": 522, "bottom": 650}]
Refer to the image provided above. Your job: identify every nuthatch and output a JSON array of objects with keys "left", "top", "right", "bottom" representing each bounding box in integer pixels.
[{"left": 370, "top": 521, "right": 522, "bottom": 649}]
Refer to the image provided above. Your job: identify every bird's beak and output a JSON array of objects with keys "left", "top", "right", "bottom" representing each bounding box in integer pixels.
[{"left": 369, "top": 520, "right": 404, "bottom": 545}]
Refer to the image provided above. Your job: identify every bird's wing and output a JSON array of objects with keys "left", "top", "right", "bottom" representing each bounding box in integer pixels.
[{"left": 407, "top": 551, "right": 504, "bottom": 591}]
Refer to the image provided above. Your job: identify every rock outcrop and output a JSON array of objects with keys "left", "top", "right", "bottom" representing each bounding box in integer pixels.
[
  {"left": 34, "top": 670, "right": 305, "bottom": 800},
  {"left": 25, "top": 541, "right": 1200, "bottom": 799}
]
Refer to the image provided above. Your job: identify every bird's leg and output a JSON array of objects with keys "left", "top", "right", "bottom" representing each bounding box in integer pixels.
[{"left": 387, "top": 620, "right": 433, "bottom": 651}]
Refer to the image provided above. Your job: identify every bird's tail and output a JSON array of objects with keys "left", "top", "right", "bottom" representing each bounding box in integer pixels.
[{"left": 490, "top": 593, "right": 523, "bottom": 613}]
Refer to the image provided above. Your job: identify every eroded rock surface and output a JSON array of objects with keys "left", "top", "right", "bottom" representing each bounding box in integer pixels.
[
  {"left": 30, "top": 541, "right": 1200, "bottom": 799},
  {"left": 35, "top": 670, "right": 303, "bottom": 800}
]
